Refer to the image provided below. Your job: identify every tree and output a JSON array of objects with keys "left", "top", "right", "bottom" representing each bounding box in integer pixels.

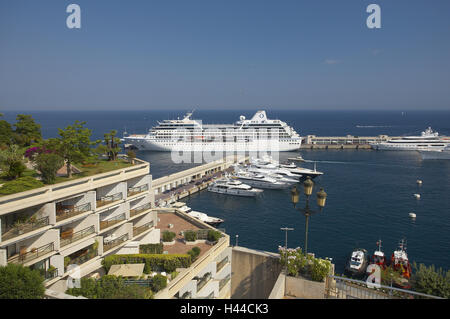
[
  {"left": 99, "top": 130, "right": 122, "bottom": 161},
  {"left": 0, "top": 114, "right": 13, "bottom": 147},
  {"left": 0, "top": 144, "right": 26, "bottom": 180},
  {"left": 411, "top": 262, "right": 450, "bottom": 298},
  {"left": 54, "top": 121, "right": 95, "bottom": 178},
  {"left": 0, "top": 264, "right": 45, "bottom": 299},
  {"left": 34, "top": 153, "right": 64, "bottom": 184},
  {"left": 13, "top": 114, "right": 42, "bottom": 147}
]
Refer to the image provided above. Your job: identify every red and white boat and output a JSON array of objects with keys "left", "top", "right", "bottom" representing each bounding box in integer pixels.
[
  {"left": 370, "top": 240, "right": 387, "bottom": 269},
  {"left": 391, "top": 239, "right": 412, "bottom": 288}
]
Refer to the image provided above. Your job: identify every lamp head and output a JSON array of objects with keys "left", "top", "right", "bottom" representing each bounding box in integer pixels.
[
  {"left": 303, "top": 176, "right": 314, "bottom": 196},
  {"left": 316, "top": 187, "right": 327, "bottom": 208},
  {"left": 291, "top": 186, "right": 300, "bottom": 207}
]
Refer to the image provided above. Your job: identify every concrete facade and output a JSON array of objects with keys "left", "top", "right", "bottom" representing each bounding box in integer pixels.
[{"left": 230, "top": 246, "right": 283, "bottom": 299}]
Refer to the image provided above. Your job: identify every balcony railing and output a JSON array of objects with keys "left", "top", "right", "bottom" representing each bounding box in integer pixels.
[
  {"left": 60, "top": 225, "right": 96, "bottom": 247},
  {"left": 217, "top": 256, "right": 229, "bottom": 273},
  {"left": 130, "top": 202, "right": 151, "bottom": 218},
  {"left": 196, "top": 272, "right": 212, "bottom": 293},
  {"left": 43, "top": 268, "right": 59, "bottom": 282},
  {"left": 56, "top": 202, "right": 92, "bottom": 222},
  {"left": 100, "top": 213, "right": 126, "bottom": 230},
  {"left": 103, "top": 233, "right": 129, "bottom": 252},
  {"left": 65, "top": 249, "right": 98, "bottom": 271},
  {"left": 96, "top": 192, "right": 123, "bottom": 208},
  {"left": 8, "top": 242, "right": 55, "bottom": 265},
  {"left": 133, "top": 221, "right": 154, "bottom": 237},
  {"left": 1, "top": 216, "right": 50, "bottom": 242},
  {"left": 219, "top": 274, "right": 231, "bottom": 291},
  {"left": 127, "top": 184, "right": 149, "bottom": 197}
]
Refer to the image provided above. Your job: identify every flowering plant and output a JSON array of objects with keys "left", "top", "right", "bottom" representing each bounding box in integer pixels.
[
  {"left": 24, "top": 146, "right": 54, "bottom": 159},
  {"left": 279, "top": 246, "right": 332, "bottom": 282}
]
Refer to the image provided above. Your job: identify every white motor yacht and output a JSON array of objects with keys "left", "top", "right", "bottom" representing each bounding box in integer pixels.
[
  {"left": 232, "top": 170, "right": 290, "bottom": 189},
  {"left": 207, "top": 178, "right": 263, "bottom": 197},
  {"left": 418, "top": 144, "right": 450, "bottom": 160},
  {"left": 174, "top": 203, "right": 224, "bottom": 226}
]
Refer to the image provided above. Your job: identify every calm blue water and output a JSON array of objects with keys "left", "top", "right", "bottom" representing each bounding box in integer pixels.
[{"left": 2, "top": 110, "right": 450, "bottom": 272}]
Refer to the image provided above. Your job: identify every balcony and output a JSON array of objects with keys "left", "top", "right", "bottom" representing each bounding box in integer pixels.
[
  {"left": 1, "top": 216, "right": 50, "bottom": 242},
  {"left": 100, "top": 213, "right": 126, "bottom": 230},
  {"left": 127, "top": 184, "right": 149, "bottom": 197},
  {"left": 8, "top": 242, "right": 55, "bottom": 265},
  {"left": 217, "top": 256, "right": 229, "bottom": 273},
  {"left": 219, "top": 274, "right": 231, "bottom": 291},
  {"left": 65, "top": 245, "right": 98, "bottom": 271},
  {"left": 56, "top": 202, "right": 92, "bottom": 223},
  {"left": 103, "top": 233, "right": 129, "bottom": 252},
  {"left": 130, "top": 202, "right": 151, "bottom": 218},
  {"left": 196, "top": 272, "right": 212, "bottom": 293},
  {"left": 133, "top": 221, "right": 154, "bottom": 237},
  {"left": 60, "top": 225, "right": 96, "bottom": 247},
  {"left": 96, "top": 192, "right": 123, "bottom": 208},
  {"left": 42, "top": 267, "right": 59, "bottom": 282}
]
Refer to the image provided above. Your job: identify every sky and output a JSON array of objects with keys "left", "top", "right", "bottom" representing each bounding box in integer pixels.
[{"left": 1, "top": 0, "right": 450, "bottom": 111}]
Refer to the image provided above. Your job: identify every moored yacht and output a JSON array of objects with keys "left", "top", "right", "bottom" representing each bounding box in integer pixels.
[
  {"left": 232, "top": 170, "right": 290, "bottom": 189},
  {"left": 207, "top": 178, "right": 264, "bottom": 197},
  {"left": 390, "top": 239, "right": 412, "bottom": 289},
  {"left": 370, "top": 127, "right": 449, "bottom": 151},
  {"left": 172, "top": 202, "right": 224, "bottom": 225},
  {"left": 345, "top": 248, "right": 369, "bottom": 278}
]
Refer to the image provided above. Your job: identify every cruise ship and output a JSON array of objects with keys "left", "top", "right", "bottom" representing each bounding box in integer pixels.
[
  {"left": 370, "top": 127, "right": 449, "bottom": 151},
  {"left": 123, "top": 110, "right": 302, "bottom": 152}
]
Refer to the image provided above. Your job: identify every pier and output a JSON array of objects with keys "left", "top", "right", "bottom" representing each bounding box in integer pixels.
[
  {"left": 152, "top": 155, "right": 248, "bottom": 206},
  {"left": 301, "top": 134, "right": 390, "bottom": 149}
]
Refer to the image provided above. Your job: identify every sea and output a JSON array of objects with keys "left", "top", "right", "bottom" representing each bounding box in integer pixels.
[{"left": 2, "top": 109, "right": 450, "bottom": 273}]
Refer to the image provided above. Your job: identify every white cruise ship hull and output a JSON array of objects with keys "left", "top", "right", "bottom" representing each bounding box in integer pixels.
[
  {"left": 207, "top": 186, "right": 263, "bottom": 197},
  {"left": 124, "top": 136, "right": 302, "bottom": 152}
]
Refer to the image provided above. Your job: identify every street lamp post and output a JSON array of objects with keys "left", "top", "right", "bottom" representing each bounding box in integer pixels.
[{"left": 290, "top": 176, "right": 327, "bottom": 255}]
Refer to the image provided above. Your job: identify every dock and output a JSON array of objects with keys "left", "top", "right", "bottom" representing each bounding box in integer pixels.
[
  {"left": 152, "top": 155, "right": 248, "bottom": 206},
  {"left": 301, "top": 134, "right": 390, "bottom": 149}
]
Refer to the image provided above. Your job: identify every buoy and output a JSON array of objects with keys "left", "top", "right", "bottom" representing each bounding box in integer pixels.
[
  {"left": 414, "top": 194, "right": 421, "bottom": 199},
  {"left": 416, "top": 180, "right": 422, "bottom": 185},
  {"left": 409, "top": 212, "right": 416, "bottom": 219}
]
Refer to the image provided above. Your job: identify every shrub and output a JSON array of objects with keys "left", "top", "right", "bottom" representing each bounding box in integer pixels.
[
  {"left": 207, "top": 230, "right": 222, "bottom": 242},
  {"left": 0, "top": 144, "right": 26, "bottom": 180},
  {"left": 102, "top": 254, "right": 192, "bottom": 274},
  {"left": 34, "top": 153, "right": 64, "bottom": 184},
  {"left": 151, "top": 274, "right": 167, "bottom": 292},
  {"left": 411, "top": 262, "right": 450, "bottom": 298},
  {"left": 0, "top": 176, "right": 44, "bottom": 195},
  {"left": 310, "top": 257, "right": 332, "bottom": 282},
  {"left": 162, "top": 231, "right": 176, "bottom": 242},
  {"left": 187, "top": 247, "right": 201, "bottom": 261},
  {"left": 140, "top": 243, "right": 163, "bottom": 254},
  {"left": 0, "top": 264, "right": 45, "bottom": 299},
  {"left": 66, "top": 275, "right": 153, "bottom": 299},
  {"left": 184, "top": 230, "right": 197, "bottom": 242}
]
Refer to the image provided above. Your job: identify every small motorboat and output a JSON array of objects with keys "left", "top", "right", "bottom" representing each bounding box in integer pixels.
[
  {"left": 413, "top": 194, "right": 421, "bottom": 200},
  {"left": 409, "top": 212, "right": 416, "bottom": 219},
  {"left": 345, "top": 248, "right": 369, "bottom": 279}
]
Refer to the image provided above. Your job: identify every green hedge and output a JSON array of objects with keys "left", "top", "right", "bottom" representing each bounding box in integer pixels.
[
  {"left": 184, "top": 230, "right": 197, "bottom": 242},
  {"left": 162, "top": 231, "right": 176, "bottom": 242},
  {"left": 187, "top": 247, "right": 201, "bottom": 261},
  {"left": 140, "top": 243, "right": 163, "bottom": 254},
  {"left": 102, "top": 254, "right": 192, "bottom": 273},
  {"left": 207, "top": 230, "right": 222, "bottom": 242}
]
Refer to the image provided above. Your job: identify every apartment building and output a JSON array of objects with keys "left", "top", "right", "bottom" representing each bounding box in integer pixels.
[
  {"left": 0, "top": 156, "right": 232, "bottom": 299},
  {"left": 0, "top": 158, "right": 156, "bottom": 291}
]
